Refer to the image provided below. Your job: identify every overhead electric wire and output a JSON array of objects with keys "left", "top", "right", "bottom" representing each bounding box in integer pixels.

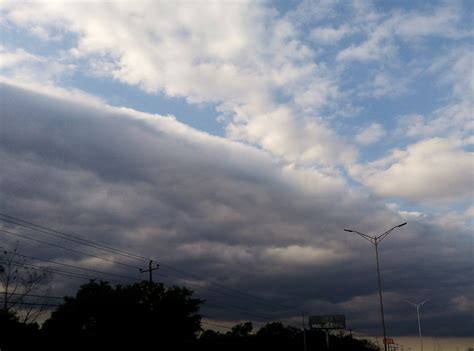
[
  {"left": 0, "top": 228, "right": 140, "bottom": 270},
  {"left": 154, "top": 270, "right": 276, "bottom": 321},
  {"left": 0, "top": 300, "right": 60, "bottom": 308},
  {"left": 2, "top": 257, "right": 277, "bottom": 322},
  {"left": 1, "top": 249, "right": 141, "bottom": 282},
  {"left": 1, "top": 244, "right": 285, "bottom": 322},
  {"left": 0, "top": 260, "right": 128, "bottom": 284},
  {"left": 2, "top": 292, "right": 63, "bottom": 299},
  {"left": 2, "top": 272, "right": 279, "bottom": 325},
  {"left": 0, "top": 214, "right": 147, "bottom": 262},
  {"left": 159, "top": 263, "right": 304, "bottom": 314},
  {"left": 0, "top": 213, "right": 303, "bottom": 315},
  {"left": 200, "top": 320, "right": 234, "bottom": 330},
  {"left": 1, "top": 296, "right": 254, "bottom": 331}
]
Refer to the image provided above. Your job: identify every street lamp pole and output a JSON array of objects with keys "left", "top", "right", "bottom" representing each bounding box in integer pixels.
[
  {"left": 344, "top": 222, "right": 407, "bottom": 351},
  {"left": 405, "top": 299, "right": 429, "bottom": 351}
]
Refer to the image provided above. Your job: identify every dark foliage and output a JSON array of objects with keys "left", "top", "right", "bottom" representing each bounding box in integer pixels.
[
  {"left": 196, "top": 321, "right": 379, "bottom": 351},
  {"left": 0, "top": 309, "right": 40, "bottom": 351},
  {"left": 0, "top": 280, "right": 379, "bottom": 351},
  {"left": 41, "top": 280, "right": 203, "bottom": 350}
]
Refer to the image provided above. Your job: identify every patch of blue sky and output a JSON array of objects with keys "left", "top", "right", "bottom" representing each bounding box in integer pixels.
[
  {"left": 2, "top": 28, "right": 226, "bottom": 137},
  {"left": 270, "top": 0, "right": 300, "bottom": 15},
  {"left": 1, "top": 24, "right": 77, "bottom": 56},
  {"left": 371, "top": 0, "right": 432, "bottom": 12},
  {"left": 61, "top": 72, "right": 225, "bottom": 137}
]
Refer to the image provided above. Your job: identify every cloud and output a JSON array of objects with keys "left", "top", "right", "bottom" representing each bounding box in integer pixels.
[
  {"left": 1, "top": 0, "right": 351, "bottom": 167},
  {"left": 1, "top": 81, "right": 473, "bottom": 336},
  {"left": 355, "top": 123, "right": 386, "bottom": 145},
  {"left": 0, "top": 46, "right": 75, "bottom": 84},
  {"left": 336, "top": 4, "right": 467, "bottom": 63},
  {"left": 350, "top": 138, "right": 474, "bottom": 203},
  {"left": 310, "top": 25, "right": 352, "bottom": 44},
  {"left": 397, "top": 46, "right": 474, "bottom": 140},
  {"left": 2, "top": 1, "right": 470, "bottom": 171},
  {"left": 0, "top": 46, "right": 40, "bottom": 68},
  {"left": 1, "top": 0, "right": 473, "bottom": 336}
]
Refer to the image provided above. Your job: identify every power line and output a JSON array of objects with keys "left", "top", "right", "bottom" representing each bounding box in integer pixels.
[
  {"left": 0, "top": 214, "right": 302, "bottom": 315},
  {"left": 160, "top": 263, "right": 303, "bottom": 314},
  {"left": 154, "top": 271, "right": 276, "bottom": 321},
  {"left": 201, "top": 320, "right": 234, "bottom": 330},
  {"left": 1, "top": 249, "right": 141, "bottom": 282},
  {"left": 2, "top": 292, "right": 63, "bottom": 299},
  {"left": 2, "top": 250, "right": 273, "bottom": 321},
  {"left": 0, "top": 260, "right": 127, "bottom": 284},
  {"left": 2, "top": 246, "right": 284, "bottom": 322},
  {"left": 3, "top": 266, "right": 278, "bottom": 325},
  {"left": 0, "top": 300, "right": 60, "bottom": 308},
  {"left": 2, "top": 245, "right": 275, "bottom": 321},
  {"left": 0, "top": 228, "right": 140, "bottom": 270},
  {"left": 0, "top": 214, "right": 147, "bottom": 262}
]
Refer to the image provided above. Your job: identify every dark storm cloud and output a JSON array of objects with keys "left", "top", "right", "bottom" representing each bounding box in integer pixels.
[{"left": 0, "top": 82, "right": 472, "bottom": 336}]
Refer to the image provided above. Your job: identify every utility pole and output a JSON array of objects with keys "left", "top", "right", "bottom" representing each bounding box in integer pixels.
[
  {"left": 302, "top": 314, "right": 307, "bottom": 351},
  {"left": 140, "top": 259, "right": 160, "bottom": 284},
  {"left": 344, "top": 222, "right": 407, "bottom": 351},
  {"left": 405, "top": 299, "right": 429, "bottom": 351}
]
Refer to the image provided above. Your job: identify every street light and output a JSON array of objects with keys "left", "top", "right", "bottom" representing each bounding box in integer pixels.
[
  {"left": 344, "top": 222, "right": 407, "bottom": 351},
  {"left": 405, "top": 299, "right": 429, "bottom": 351}
]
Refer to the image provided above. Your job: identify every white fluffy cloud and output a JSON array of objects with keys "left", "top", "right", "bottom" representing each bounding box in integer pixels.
[
  {"left": 351, "top": 138, "right": 474, "bottom": 203},
  {"left": 310, "top": 25, "right": 351, "bottom": 44},
  {"left": 336, "top": 4, "right": 466, "bottom": 62},
  {"left": 0, "top": 45, "right": 73, "bottom": 83},
  {"left": 355, "top": 123, "right": 386, "bottom": 145},
  {"left": 2, "top": 0, "right": 352, "bottom": 167}
]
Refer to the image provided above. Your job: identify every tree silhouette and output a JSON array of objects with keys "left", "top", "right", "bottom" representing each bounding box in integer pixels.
[
  {"left": 42, "top": 280, "right": 203, "bottom": 350},
  {"left": 0, "top": 245, "right": 51, "bottom": 323},
  {"left": 0, "top": 309, "right": 41, "bottom": 351},
  {"left": 229, "top": 321, "right": 253, "bottom": 338},
  {"left": 255, "top": 322, "right": 302, "bottom": 350}
]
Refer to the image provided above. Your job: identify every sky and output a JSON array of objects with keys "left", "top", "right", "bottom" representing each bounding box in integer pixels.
[{"left": 0, "top": 0, "right": 473, "bottom": 346}]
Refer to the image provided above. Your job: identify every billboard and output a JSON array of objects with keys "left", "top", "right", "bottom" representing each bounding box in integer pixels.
[{"left": 308, "top": 315, "right": 345, "bottom": 329}]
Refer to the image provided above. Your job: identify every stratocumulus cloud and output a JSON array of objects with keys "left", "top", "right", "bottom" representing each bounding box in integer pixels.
[{"left": 1, "top": 81, "right": 472, "bottom": 336}]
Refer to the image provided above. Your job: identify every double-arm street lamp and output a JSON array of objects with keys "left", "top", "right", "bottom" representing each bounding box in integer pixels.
[
  {"left": 405, "top": 299, "right": 429, "bottom": 351},
  {"left": 344, "top": 222, "right": 407, "bottom": 351}
]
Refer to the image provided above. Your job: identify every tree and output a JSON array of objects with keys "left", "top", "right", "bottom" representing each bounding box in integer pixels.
[
  {"left": 42, "top": 280, "right": 203, "bottom": 350},
  {"left": 255, "top": 322, "right": 302, "bottom": 350},
  {"left": 0, "top": 308, "right": 41, "bottom": 351},
  {"left": 197, "top": 321, "right": 378, "bottom": 351},
  {"left": 228, "top": 321, "right": 253, "bottom": 338},
  {"left": 0, "top": 245, "right": 51, "bottom": 323}
]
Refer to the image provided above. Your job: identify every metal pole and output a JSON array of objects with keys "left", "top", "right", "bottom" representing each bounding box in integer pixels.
[
  {"left": 374, "top": 239, "right": 388, "bottom": 351},
  {"left": 302, "top": 314, "right": 307, "bottom": 351},
  {"left": 344, "top": 223, "right": 406, "bottom": 351},
  {"left": 416, "top": 306, "right": 423, "bottom": 351},
  {"left": 405, "top": 299, "right": 428, "bottom": 351},
  {"left": 148, "top": 260, "right": 153, "bottom": 284}
]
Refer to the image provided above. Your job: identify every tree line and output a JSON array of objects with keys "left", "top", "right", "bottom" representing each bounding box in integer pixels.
[{"left": 0, "top": 279, "right": 381, "bottom": 351}]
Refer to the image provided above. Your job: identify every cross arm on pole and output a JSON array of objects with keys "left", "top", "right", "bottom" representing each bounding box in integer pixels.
[
  {"left": 377, "top": 222, "right": 407, "bottom": 243},
  {"left": 405, "top": 298, "right": 430, "bottom": 308},
  {"left": 139, "top": 259, "right": 160, "bottom": 284},
  {"left": 418, "top": 299, "right": 430, "bottom": 307},
  {"left": 344, "top": 228, "right": 375, "bottom": 244}
]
